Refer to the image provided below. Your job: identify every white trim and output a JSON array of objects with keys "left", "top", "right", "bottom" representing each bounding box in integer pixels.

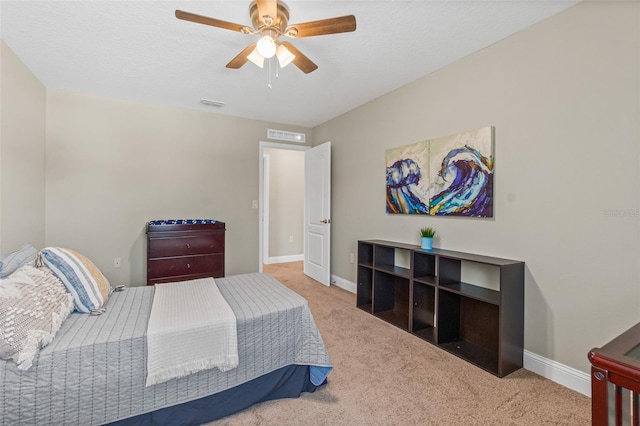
[
  {"left": 263, "top": 154, "right": 271, "bottom": 264},
  {"left": 523, "top": 350, "right": 591, "bottom": 396},
  {"left": 330, "top": 274, "right": 356, "bottom": 294},
  {"left": 264, "top": 254, "right": 305, "bottom": 264}
]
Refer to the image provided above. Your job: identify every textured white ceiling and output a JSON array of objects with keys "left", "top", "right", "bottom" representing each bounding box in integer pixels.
[{"left": 1, "top": 1, "right": 580, "bottom": 128}]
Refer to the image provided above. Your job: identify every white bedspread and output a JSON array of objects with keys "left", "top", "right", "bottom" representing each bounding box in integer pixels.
[{"left": 145, "top": 277, "right": 238, "bottom": 387}]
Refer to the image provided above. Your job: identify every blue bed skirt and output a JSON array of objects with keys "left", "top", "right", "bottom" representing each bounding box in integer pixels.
[{"left": 107, "top": 365, "right": 324, "bottom": 425}]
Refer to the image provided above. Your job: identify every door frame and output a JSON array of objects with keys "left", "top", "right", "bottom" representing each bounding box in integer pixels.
[{"left": 258, "top": 141, "right": 309, "bottom": 272}]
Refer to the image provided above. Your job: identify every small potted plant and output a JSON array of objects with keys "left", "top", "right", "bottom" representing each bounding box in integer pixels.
[{"left": 419, "top": 227, "right": 436, "bottom": 250}]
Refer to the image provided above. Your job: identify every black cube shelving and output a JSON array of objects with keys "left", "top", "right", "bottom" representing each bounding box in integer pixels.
[{"left": 356, "top": 240, "right": 524, "bottom": 378}]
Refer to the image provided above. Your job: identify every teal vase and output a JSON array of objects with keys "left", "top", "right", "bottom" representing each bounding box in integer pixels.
[{"left": 421, "top": 237, "right": 433, "bottom": 250}]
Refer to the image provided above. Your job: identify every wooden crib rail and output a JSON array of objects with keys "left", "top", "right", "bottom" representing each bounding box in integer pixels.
[{"left": 589, "top": 322, "right": 640, "bottom": 426}]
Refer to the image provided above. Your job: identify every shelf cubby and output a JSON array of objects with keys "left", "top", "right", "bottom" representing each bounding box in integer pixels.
[
  {"left": 373, "top": 270, "right": 410, "bottom": 329},
  {"left": 413, "top": 251, "right": 437, "bottom": 286},
  {"left": 373, "top": 243, "right": 411, "bottom": 278},
  {"left": 358, "top": 241, "right": 374, "bottom": 267},
  {"left": 437, "top": 291, "right": 500, "bottom": 374},
  {"left": 412, "top": 281, "right": 436, "bottom": 343},
  {"left": 356, "top": 265, "right": 373, "bottom": 312},
  {"left": 373, "top": 244, "right": 396, "bottom": 269}
]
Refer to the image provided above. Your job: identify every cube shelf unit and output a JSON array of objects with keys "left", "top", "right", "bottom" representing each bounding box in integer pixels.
[{"left": 357, "top": 239, "right": 524, "bottom": 378}]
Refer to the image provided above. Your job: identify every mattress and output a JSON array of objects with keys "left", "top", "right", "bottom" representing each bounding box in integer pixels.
[{"left": 0, "top": 273, "right": 332, "bottom": 425}]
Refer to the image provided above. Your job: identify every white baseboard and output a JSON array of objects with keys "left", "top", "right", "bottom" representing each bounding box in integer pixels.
[
  {"left": 330, "top": 274, "right": 356, "bottom": 293},
  {"left": 328, "top": 274, "right": 591, "bottom": 396},
  {"left": 523, "top": 350, "right": 591, "bottom": 396},
  {"left": 264, "top": 254, "right": 304, "bottom": 265}
]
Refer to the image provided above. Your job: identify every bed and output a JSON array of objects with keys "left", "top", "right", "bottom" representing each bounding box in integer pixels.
[{"left": 0, "top": 272, "right": 333, "bottom": 425}]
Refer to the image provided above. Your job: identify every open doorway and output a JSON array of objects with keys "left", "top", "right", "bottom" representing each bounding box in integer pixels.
[{"left": 258, "top": 142, "right": 308, "bottom": 272}]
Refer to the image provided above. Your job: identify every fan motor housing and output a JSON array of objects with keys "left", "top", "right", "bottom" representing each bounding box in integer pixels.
[{"left": 249, "top": 1, "right": 290, "bottom": 35}]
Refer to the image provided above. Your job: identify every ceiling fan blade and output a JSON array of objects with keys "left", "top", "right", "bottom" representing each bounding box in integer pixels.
[
  {"left": 175, "top": 10, "right": 253, "bottom": 34},
  {"left": 256, "top": 0, "right": 278, "bottom": 26},
  {"left": 226, "top": 43, "right": 258, "bottom": 69},
  {"left": 285, "top": 15, "right": 356, "bottom": 38},
  {"left": 281, "top": 42, "right": 318, "bottom": 74}
]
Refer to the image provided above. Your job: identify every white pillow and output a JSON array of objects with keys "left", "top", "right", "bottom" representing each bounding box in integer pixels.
[{"left": 0, "top": 265, "right": 74, "bottom": 370}]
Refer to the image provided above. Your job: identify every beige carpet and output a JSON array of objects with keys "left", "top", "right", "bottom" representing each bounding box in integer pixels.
[{"left": 209, "top": 262, "right": 590, "bottom": 425}]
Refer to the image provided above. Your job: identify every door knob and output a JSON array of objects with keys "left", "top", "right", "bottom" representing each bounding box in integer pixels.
[{"left": 321, "top": 219, "right": 331, "bottom": 224}]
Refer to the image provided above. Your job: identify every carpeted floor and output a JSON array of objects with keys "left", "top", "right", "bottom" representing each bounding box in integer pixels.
[{"left": 209, "top": 262, "right": 591, "bottom": 425}]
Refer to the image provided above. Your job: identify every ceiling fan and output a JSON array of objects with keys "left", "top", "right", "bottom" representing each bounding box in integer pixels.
[{"left": 175, "top": 0, "right": 356, "bottom": 74}]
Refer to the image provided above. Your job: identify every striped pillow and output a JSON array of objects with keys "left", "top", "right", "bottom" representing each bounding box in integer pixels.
[{"left": 40, "top": 248, "right": 111, "bottom": 314}]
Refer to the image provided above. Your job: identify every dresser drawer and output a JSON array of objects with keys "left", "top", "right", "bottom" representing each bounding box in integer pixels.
[
  {"left": 147, "top": 254, "right": 224, "bottom": 280},
  {"left": 148, "top": 233, "right": 224, "bottom": 258}
]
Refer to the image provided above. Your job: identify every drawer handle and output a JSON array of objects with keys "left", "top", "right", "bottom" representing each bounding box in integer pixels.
[
  {"left": 186, "top": 243, "right": 191, "bottom": 249},
  {"left": 186, "top": 263, "right": 191, "bottom": 269}
]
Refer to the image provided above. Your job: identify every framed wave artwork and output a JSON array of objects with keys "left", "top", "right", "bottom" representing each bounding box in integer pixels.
[{"left": 385, "top": 126, "right": 494, "bottom": 217}]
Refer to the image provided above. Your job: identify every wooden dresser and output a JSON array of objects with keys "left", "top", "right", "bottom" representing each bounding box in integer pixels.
[{"left": 146, "top": 220, "right": 225, "bottom": 285}]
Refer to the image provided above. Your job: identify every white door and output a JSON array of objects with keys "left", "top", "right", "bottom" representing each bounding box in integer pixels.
[{"left": 304, "top": 142, "right": 331, "bottom": 285}]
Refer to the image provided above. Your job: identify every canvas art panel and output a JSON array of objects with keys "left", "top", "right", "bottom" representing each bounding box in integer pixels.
[
  {"left": 385, "top": 140, "right": 430, "bottom": 214},
  {"left": 386, "top": 126, "right": 494, "bottom": 217}
]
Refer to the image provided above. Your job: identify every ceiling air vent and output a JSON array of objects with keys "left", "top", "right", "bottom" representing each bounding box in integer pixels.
[
  {"left": 200, "top": 99, "right": 225, "bottom": 107},
  {"left": 267, "top": 129, "right": 306, "bottom": 143}
]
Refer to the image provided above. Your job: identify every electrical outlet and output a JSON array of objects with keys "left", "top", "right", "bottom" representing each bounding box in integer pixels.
[
  {"left": 289, "top": 235, "right": 294, "bottom": 243},
  {"left": 114, "top": 258, "right": 121, "bottom": 268},
  {"left": 252, "top": 200, "right": 258, "bottom": 209},
  {"left": 349, "top": 253, "right": 355, "bottom": 264}
]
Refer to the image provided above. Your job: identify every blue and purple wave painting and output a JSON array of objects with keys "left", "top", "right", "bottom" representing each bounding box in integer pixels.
[
  {"left": 386, "top": 158, "right": 430, "bottom": 214},
  {"left": 430, "top": 145, "right": 493, "bottom": 217},
  {"left": 385, "top": 127, "right": 494, "bottom": 217}
]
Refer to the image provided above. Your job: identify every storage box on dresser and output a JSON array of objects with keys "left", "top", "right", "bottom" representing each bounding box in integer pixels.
[
  {"left": 146, "top": 221, "right": 225, "bottom": 285},
  {"left": 357, "top": 239, "right": 524, "bottom": 377}
]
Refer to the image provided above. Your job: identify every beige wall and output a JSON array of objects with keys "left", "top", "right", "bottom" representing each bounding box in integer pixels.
[
  {"left": 264, "top": 147, "right": 304, "bottom": 258},
  {"left": 0, "top": 41, "right": 46, "bottom": 253},
  {"left": 313, "top": 1, "right": 640, "bottom": 373},
  {"left": 45, "top": 90, "right": 311, "bottom": 286}
]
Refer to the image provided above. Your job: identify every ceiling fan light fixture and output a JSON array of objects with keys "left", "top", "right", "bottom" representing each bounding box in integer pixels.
[
  {"left": 247, "top": 48, "right": 265, "bottom": 68},
  {"left": 176, "top": 3, "right": 356, "bottom": 74},
  {"left": 256, "top": 35, "right": 277, "bottom": 58},
  {"left": 276, "top": 44, "right": 295, "bottom": 68}
]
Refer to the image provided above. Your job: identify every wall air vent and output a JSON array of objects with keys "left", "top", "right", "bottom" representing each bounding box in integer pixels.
[{"left": 267, "top": 129, "right": 306, "bottom": 143}]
